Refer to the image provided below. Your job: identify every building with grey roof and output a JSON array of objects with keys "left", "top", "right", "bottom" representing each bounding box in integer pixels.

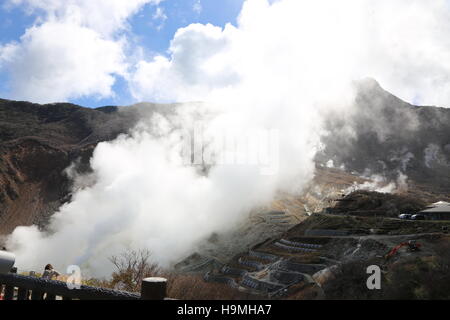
[{"left": 420, "top": 203, "right": 450, "bottom": 221}]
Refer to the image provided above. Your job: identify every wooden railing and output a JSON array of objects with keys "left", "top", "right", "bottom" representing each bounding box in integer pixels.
[{"left": 0, "top": 269, "right": 167, "bottom": 300}]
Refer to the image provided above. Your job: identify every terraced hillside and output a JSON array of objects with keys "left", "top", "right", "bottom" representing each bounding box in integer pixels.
[{"left": 201, "top": 213, "right": 450, "bottom": 299}]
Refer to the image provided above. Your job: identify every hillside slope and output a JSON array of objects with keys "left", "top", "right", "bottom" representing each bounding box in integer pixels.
[
  {"left": 0, "top": 99, "right": 173, "bottom": 233},
  {"left": 0, "top": 80, "right": 449, "bottom": 235},
  {"left": 317, "top": 79, "right": 450, "bottom": 192}
]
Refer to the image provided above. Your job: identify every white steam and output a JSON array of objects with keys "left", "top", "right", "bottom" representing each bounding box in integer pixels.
[
  {"left": 8, "top": 101, "right": 320, "bottom": 276},
  {"left": 6, "top": 0, "right": 450, "bottom": 276},
  {"left": 424, "top": 143, "right": 449, "bottom": 168},
  {"left": 345, "top": 173, "right": 409, "bottom": 195}
]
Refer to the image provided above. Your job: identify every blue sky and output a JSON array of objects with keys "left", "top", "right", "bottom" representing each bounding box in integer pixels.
[
  {"left": 1, "top": 1, "right": 450, "bottom": 109},
  {"left": 0, "top": 0, "right": 245, "bottom": 108}
]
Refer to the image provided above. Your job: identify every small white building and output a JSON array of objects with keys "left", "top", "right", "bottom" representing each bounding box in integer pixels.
[{"left": 421, "top": 202, "right": 450, "bottom": 221}]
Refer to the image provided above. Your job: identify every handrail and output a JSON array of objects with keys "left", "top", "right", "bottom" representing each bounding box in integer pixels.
[{"left": 0, "top": 273, "right": 167, "bottom": 300}]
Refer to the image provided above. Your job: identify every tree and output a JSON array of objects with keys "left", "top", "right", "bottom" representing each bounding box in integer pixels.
[{"left": 109, "top": 249, "right": 160, "bottom": 292}]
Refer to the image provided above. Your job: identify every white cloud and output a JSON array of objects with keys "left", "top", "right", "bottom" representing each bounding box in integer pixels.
[
  {"left": 7, "top": 0, "right": 162, "bottom": 35},
  {"left": 130, "top": 23, "right": 240, "bottom": 102},
  {"left": 1, "top": 22, "right": 126, "bottom": 102},
  {"left": 0, "top": 0, "right": 162, "bottom": 103},
  {"left": 131, "top": 0, "right": 450, "bottom": 108},
  {"left": 193, "top": 0, "right": 202, "bottom": 14},
  {"left": 153, "top": 7, "right": 167, "bottom": 21},
  {"left": 152, "top": 6, "right": 168, "bottom": 31},
  {"left": 5, "top": 0, "right": 450, "bottom": 106}
]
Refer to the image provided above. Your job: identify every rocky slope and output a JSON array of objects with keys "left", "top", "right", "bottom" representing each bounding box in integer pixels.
[
  {"left": 0, "top": 79, "right": 449, "bottom": 235},
  {"left": 317, "top": 79, "right": 450, "bottom": 192},
  {"left": 0, "top": 99, "right": 173, "bottom": 233}
]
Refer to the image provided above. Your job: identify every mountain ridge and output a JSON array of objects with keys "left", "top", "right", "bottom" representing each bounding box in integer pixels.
[{"left": 0, "top": 81, "right": 449, "bottom": 234}]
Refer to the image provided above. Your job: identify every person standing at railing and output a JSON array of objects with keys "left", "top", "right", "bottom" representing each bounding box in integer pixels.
[
  {"left": 40, "top": 264, "right": 61, "bottom": 300},
  {"left": 41, "top": 264, "right": 60, "bottom": 280}
]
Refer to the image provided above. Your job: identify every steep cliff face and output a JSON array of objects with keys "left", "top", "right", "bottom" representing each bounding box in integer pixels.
[
  {"left": 0, "top": 139, "right": 90, "bottom": 233},
  {"left": 0, "top": 99, "right": 182, "bottom": 234},
  {"left": 0, "top": 99, "right": 143, "bottom": 233}
]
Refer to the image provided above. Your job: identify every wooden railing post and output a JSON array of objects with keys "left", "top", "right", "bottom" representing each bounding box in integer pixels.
[
  {"left": 17, "top": 271, "right": 34, "bottom": 300},
  {"left": 30, "top": 270, "right": 43, "bottom": 300},
  {"left": 140, "top": 277, "right": 167, "bottom": 300},
  {"left": 4, "top": 267, "right": 17, "bottom": 300},
  {"left": 17, "top": 287, "right": 28, "bottom": 300},
  {"left": 24, "top": 271, "right": 35, "bottom": 300},
  {"left": 31, "top": 289, "right": 43, "bottom": 300}
]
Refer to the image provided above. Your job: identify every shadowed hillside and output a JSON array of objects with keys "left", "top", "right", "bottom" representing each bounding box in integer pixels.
[
  {"left": 317, "top": 79, "right": 450, "bottom": 192},
  {"left": 0, "top": 99, "right": 174, "bottom": 233},
  {"left": 0, "top": 80, "right": 449, "bottom": 235}
]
